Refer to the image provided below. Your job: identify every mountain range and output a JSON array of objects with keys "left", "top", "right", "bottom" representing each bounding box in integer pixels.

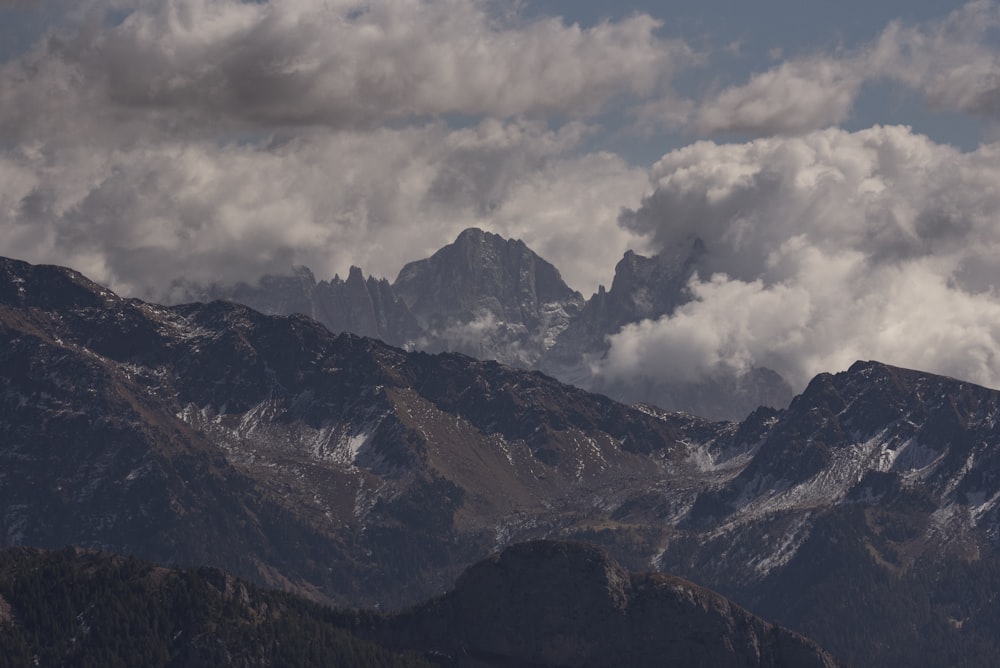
[
  {"left": 177, "top": 228, "right": 792, "bottom": 421},
  {"left": 5, "top": 254, "right": 1000, "bottom": 665}
]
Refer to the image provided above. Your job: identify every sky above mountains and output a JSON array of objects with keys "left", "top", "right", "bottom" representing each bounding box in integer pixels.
[{"left": 2, "top": 0, "right": 1000, "bottom": 391}]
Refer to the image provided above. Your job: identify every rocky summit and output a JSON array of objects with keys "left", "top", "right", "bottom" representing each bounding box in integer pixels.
[{"left": 5, "top": 255, "right": 1000, "bottom": 666}]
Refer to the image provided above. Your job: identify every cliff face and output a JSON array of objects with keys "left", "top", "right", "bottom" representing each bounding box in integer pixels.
[{"left": 393, "top": 227, "right": 585, "bottom": 367}]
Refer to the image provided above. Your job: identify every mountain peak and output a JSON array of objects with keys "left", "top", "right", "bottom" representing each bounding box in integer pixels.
[
  {"left": 452, "top": 226, "right": 525, "bottom": 248},
  {"left": 0, "top": 256, "right": 120, "bottom": 310},
  {"left": 453, "top": 225, "right": 493, "bottom": 244},
  {"left": 848, "top": 359, "right": 884, "bottom": 374},
  {"left": 454, "top": 226, "right": 486, "bottom": 241},
  {"left": 345, "top": 265, "right": 366, "bottom": 283},
  {"left": 392, "top": 228, "right": 583, "bottom": 365}
]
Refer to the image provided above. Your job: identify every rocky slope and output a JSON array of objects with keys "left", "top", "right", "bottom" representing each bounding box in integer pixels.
[
  {"left": 5, "top": 255, "right": 1000, "bottom": 665},
  {"left": 653, "top": 361, "right": 1000, "bottom": 666}
]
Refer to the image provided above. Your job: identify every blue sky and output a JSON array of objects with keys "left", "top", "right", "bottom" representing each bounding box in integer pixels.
[{"left": 1, "top": 0, "right": 1000, "bottom": 389}]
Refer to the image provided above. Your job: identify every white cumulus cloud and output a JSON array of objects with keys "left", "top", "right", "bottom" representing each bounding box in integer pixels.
[
  {"left": 607, "top": 126, "right": 1000, "bottom": 390},
  {"left": 696, "top": 58, "right": 864, "bottom": 136},
  {"left": 0, "top": 0, "right": 670, "bottom": 297}
]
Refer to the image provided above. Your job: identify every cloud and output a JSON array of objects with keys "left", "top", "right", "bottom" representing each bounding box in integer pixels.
[
  {"left": 599, "top": 274, "right": 812, "bottom": 384},
  {"left": 869, "top": 0, "right": 1000, "bottom": 120},
  {"left": 694, "top": 1, "right": 1000, "bottom": 137},
  {"left": 482, "top": 150, "right": 652, "bottom": 293},
  {"left": 0, "top": 118, "right": 648, "bottom": 299},
  {"left": 696, "top": 58, "right": 864, "bottom": 136},
  {"left": 607, "top": 126, "right": 1000, "bottom": 390},
  {"left": 0, "top": 0, "right": 675, "bottom": 298},
  {"left": 0, "top": 0, "right": 691, "bottom": 141}
]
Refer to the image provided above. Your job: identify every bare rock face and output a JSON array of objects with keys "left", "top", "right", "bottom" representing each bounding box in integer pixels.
[
  {"left": 544, "top": 242, "right": 703, "bottom": 368},
  {"left": 378, "top": 541, "right": 841, "bottom": 668},
  {"left": 174, "top": 264, "right": 421, "bottom": 348},
  {"left": 393, "top": 227, "right": 585, "bottom": 367},
  {"left": 313, "top": 266, "right": 423, "bottom": 346}
]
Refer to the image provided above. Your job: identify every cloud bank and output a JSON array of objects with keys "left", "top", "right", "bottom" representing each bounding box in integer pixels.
[
  {"left": 0, "top": 0, "right": 690, "bottom": 141},
  {"left": 607, "top": 126, "right": 1000, "bottom": 390}
]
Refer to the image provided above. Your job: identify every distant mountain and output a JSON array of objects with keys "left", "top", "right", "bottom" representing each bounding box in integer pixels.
[
  {"left": 393, "top": 227, "right": 586, "bottom": 368},
  {"left": 0, "top": 543, "right": 840, "bottom": 668},
  {"left": 177, "top": 229, "right": 790, "bottom": 420},
  {"left": 178, "top": 264, "right": 421, "bottom": 348},
  {"left": 6, "top": 255, "right": 1000, "bottom": 666},
  {"left": 543, "top": 243, "right": 703, "bottom": 368}
]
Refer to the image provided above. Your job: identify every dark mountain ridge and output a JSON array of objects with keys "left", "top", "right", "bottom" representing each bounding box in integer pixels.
[
  {"left": 373, "top": 540, "right": 840, "bottom": 668},
  {"left": 0, "top": 542, "right": 840, "bottom": 668}
]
